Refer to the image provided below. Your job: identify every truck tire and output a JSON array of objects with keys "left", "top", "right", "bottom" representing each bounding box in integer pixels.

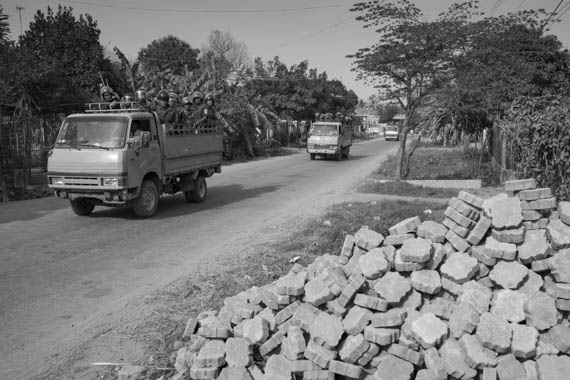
[
  {"left": 70, "top": 199, "right": 95, "bottom": 216},
  {"left": 343, "top": 146, "right": 350, "bottom": 159},
  {"left": 310, "top": 153, "right": 316, "bottom": 160},
  {"left": 335, "top": 149, "right": 342, "bottom": 161},
  {"left": 133, "top": 179, "right": 159, "bottom": 218},
  {"left": 188, "top": 175, "right": 207, "bottom": 203}
]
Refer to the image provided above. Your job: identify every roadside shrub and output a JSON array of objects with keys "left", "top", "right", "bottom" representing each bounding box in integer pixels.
[{"left": 499, "top": 95, "right": 570, "bottom": 201}]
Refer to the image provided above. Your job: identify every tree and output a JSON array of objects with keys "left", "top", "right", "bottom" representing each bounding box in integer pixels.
[
  {"left": 0, "top": 5, "right": 10, "bottom": 45},
  {"left": 350, "top": 0, "right": 478, "bottom": 178},
  {"left": 19, "top": 5, "right": 111, "bottom": 100},
  {"left": 138, "top": 35, "right": 200, "bottom": 77}
]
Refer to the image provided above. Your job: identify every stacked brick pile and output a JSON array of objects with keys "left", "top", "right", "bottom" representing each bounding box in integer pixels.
[{"left": 161, "top": 179, "right": 570, "bottom": 380}]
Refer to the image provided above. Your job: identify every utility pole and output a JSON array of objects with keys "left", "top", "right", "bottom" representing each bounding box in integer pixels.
[{"left": 16, "top": 5, "right": 24, "bottom": 38}]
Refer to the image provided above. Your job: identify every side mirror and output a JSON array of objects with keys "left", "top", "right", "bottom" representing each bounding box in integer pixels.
[{"left": 141, "top": 132, "right": 150, "bottom": 148}]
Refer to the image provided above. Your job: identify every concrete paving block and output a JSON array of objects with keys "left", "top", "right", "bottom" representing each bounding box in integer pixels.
[
  {"left": 489, "top": 260, "right": 529, "bottom": 289},
  {"left": 373, "top": 354, "right": 415, "bottom": 380},
  {"left": 275, "top": 272, "right": 306, "bottom": 296},
  {"left": 547, "top": 220, "right": 570, "bottom": 249},
  {"left": 304, "top": 275, "right": 335, "bottom": 307},
  {"left": 264, "top": 354, "right": 292, "bottom": 380},
  {"left": 183, "top": 317, "right": 199, "bottom": 338},
  {"left": 524, "top": 291, "right": 559, "bottom": 331},
  {"left": 491, "top": 225, "right": 526, "bottom": 244},
  {"left": 491, "top": 289, "right": 527, "bottom": 323},
  {"left": 304, "top": 338, "right": 337, "bottom": 368},
  {"left": 496, "top": 354, "right": 527, "bottom": 380},
  {"left": 195, "top": 340, "right": 226, "bottom": 368},
  {"left": 225, "top": 337, "right": 252, "bottom": 367},
  {"left": 559, "top": 201, "right": 570, "bottom": 225},
  {"left": 423, "top": 347, "right": 447, "bottom": 380},
  {"left": 484, "top": 236, "right": 517, "bottom": 260},
  {"left": 470, "top": 245, "right": 498, "bottom": 266},
  {"left": 291, "top": 303, "right": 319, "bottom": 332},
  {"left": 355, "top": 226, "right": 385, "bottom": 250},
  {"left": 549, "top": 325, "right": 570, "bottom": 353},
  {"left": 482, "top": 367, "right": 498, "bottom": 380},
  {"left": 389, "top": 215, "right": 422, "bottom": 236},
  {"left": 357, "top": 342, "right": 379, "bottom": 366},
  {"left": 363, "top": 325, "right": 399, "bottom": 346},
  {"left": 326, "top": 299, "right": 347, "bottom": 317},
  {"left": 400, "top": 237, "right": 434, "bottom": 263},
  {"left": 521, "top": 197, "right": 557, "bottom": 211},
  {"left": 217, "top": 366, "right": 253, "bottom": 380},
  {"left": 504, "top": 178, "right": 537, "bottom": 192},
  {"left": 524, "top": 218, "right": 550, "bottom": 230},
  {"left": 411, "top": 269, "right": 442, "bottom": 295},
  {"left": 374, "top": 272, "right": 412, "bottom": 305},
  {"left": 384, "top": 233, "right": 415, "bottom": 246},
  {"left": 476, "top": 312, "right": 512, "bottom": 353},
  {"left": 449, "top": 302, "right": 479, "bottom": 339},
  {"left": 467, "top": 215, "right": 492, "bottom": 245},
  {"left": 342, "top": 305, "right": 372, "bottom": 335},
  {"left": 340, "top": 234, "right": 356, "bottom": 264},
  {"left": 394, "top": 250, "right": 425, "bottom": 272},
  {"left": 476, "top": 262, "right": 490, "bottom": 279},
  {"left": 510, "top": 323, "right": 538, "bottom": 359},
  {"left": 548, "top": 249, "right": 570, "bottom": 283},
  {"left": 397, "top": 288, "right": 424, "bottom": 312},
  {"left": 417, "top": 221, "right": 448, "bottom": 243},
  {"left": 445, "top": 229, "right": 472, "bottom": 253},
  {"left": 487, "top": 196, "right": 524, "bottom": 229},
  {"left": 242, "top": 316, "right": 269, "bottom": 345},
  {"left": 439, "top": 339, "right": 477, "bottom": 380},
  {"left": 328, "top": 360, "right": 364, "bottom": 378},
  {"left": 518, "top": 187, "right": 552, "bottom": 201},
  {"left": 518, "top": 229, "right": 551, "bottom": 264},
  {"left": 302, "top": 369, "right": 335, "bottom": 380},
  {"left": 414, "top": 369, "right": 437, "bottom": 380},
  {"left": 459, "top": 334, "right": 498, "bottom": 368},
  {"left": 370, "top": 308, "right": 407, "bottom": 328},
  {"left": 291, "top": 360, "right": 320, "bottom": 373},
  {"left": 411, "top": 313, "right": 448, "bottom": 349},
  {"left": 338, "top": 274, "right": 366, "bottom": 307},
  {"left": 387, "top": 343, "right": 423, "bottom": 366},
  {"left": 523, "top": 209, "right": 543, "bottom": 221},
  {"left": 310, "top": 312, "right": 344, "bottom": 349},
  {"left": 441, "top": 276, "right": 462, "bottom": 295},
  {"left": 275, "top": 301, "right": 300, "bottom": 326},
  {"left": 440, "top": 252, "right": 479, "bottom": 284},
  {"left": 425, "top": 243, "right": 445, "bottom": 270},
  {"left": 422, "top": 297, "right": 456, "bottom": 321},
  {"left": 339, "top": 333, "right": 370, "bottom": 364},
  {"left": 354, "top": 293, "right": 388, "bottom": 312},
  {"left": 518, "top": 271, "right": 545, "bottom": 299},
  {"left": 537, "top": 355, "right": 570, "bottom": 380},
  {"left": 449, "top": 197, "right": 481, "bottom": 221},
  {"left": 553, "top": 283, "right": 570, "bottom": 299},
  {"left": 458, "top": 190, "right": 484, "bottom": 209},
  {"left": 189, "top": 366, "right": 220, "bottom": 380},
  {"left": 359, "top": 248, "right": 390, "bottom": 279},
  {"left": 443, "top": 217, "right": 470, "bottom": 238},
  {"left": 444, "top": 206, "right": 477, "bottom": 229}
]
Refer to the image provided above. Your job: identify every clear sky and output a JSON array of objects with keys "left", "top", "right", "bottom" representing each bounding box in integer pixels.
[{"left": 3, "top": 0, "right": 570, "bottom": 100}]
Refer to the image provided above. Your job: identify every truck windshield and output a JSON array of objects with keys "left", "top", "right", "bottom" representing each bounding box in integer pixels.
[
  {"left": 386, "top": 126, "right": 398, "bottom": 132},
  {"left": 311, "top": 124, "right": 339, "bottom": 136},
  {"left": 55, "top": 116, "right": 128, "bottom": 149}
]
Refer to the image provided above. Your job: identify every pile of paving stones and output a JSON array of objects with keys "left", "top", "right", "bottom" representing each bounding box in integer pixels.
[{"left": 141, "top": 179, "right": 570, "bottom": 380}]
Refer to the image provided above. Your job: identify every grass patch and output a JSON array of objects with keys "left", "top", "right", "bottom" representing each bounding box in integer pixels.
[
  {"left": 358, "top": 180, "right": 461, "bottom": 199},
  {"left": 131, "top": 199, "right": 446, "bottom": 379}
]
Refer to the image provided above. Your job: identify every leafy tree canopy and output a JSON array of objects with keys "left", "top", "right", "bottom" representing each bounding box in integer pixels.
[
  {"left": 19, "top": 5, "right": 110, "bottom": 98},
  {"left": 0, "top": 5, "right": 10, "bottom": 46},
  {"left": 138, "top": 35, "right": 200, "bottom": 77}
]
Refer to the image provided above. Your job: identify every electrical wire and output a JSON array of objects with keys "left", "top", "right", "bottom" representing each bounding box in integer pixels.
[{"left": 60, "top": 0, "right": 351, "bottom": 14}]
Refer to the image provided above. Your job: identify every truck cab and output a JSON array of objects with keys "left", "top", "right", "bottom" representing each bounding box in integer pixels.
[
  {"left": 306, "top": 122, "right": 352, "bottom": 160},
  {"left": 47, "top": 102, "right": 223, "bottom": 217}
]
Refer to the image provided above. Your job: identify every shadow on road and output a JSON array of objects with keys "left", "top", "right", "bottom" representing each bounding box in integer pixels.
[{"left": 88, "top": 184, "right": 282, "bottom": 220}]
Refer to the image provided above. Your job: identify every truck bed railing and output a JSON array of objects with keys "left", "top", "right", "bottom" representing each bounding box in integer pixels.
[
  {"left": 166, "top": 123, "right": 221, "bottom": 136},
  {"left": 85, "top": 102, "right": 149, "bottom": 113}
]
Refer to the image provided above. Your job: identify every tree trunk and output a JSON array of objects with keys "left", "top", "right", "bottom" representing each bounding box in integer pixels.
[{"left": 397, "top": 122, "right": 410, "bottom": 179}]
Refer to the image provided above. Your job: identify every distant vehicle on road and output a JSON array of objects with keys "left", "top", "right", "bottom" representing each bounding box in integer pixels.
[
  {"left": 47, "top": 101, "right": 223, "bottom": 217},
  {"left": 306, "top": 121, "right": 352, "bottom": 160},
  {"left": 384, "top": 125, "right": 400, "bottom": 141}
]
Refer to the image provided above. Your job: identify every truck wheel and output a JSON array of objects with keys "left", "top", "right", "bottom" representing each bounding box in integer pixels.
[
  {"left": 190, "top": 175, "right": 207, "bottom": 203},
  {"left": 70, "top": 199, "right": 95, "bottom": 216},
  {"left": 343, "top": 146, "right": 350, "bottom": 159},
  {"left": 335, "top": 149, "right": 342, "bottom": 161},
  {"left": 310, "top": 153, "right": 316, "bottom": 160},
  {"left": 133, "top": 179, "right": 159, "bottom": 218}
]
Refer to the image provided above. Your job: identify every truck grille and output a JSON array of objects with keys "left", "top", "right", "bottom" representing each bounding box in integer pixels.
[{"left": 60, "top": 177, "right": 100, "bottom": 186}]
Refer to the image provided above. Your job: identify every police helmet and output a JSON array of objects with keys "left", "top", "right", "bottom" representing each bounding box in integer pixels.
[
  {"left": 192, "top": 91, "right": 204, "bottom": 101},
  {"left": 182, "top": 96, "right": 192, "bottom": 106},
  {"left": 157, "top": 90, "right": 170, "bottom": 102},
  {"left": 205, "top": 93, "right": 215, "bottom": 103}
]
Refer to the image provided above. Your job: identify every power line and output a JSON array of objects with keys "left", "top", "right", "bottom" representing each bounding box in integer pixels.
[
  {"left": 61, "top": 0, "right": 351, "bottom": 14},
  {"left": 542, "top": 0, "right": 565, "bottom": 28},
  {"left": 253, "top": 16, "right": 353, "bottom": 54}
]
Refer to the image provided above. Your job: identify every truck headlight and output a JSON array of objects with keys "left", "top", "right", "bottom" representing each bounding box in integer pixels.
[
  {"left": 50, "top": 177, "right": 64, "bottom": 186},
  {"left": 102, "top": 177, "right": 126, "bottom": 187}
]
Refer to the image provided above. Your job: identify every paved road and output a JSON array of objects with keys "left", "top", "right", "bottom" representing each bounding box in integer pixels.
[{"left": 0, "top": 138, "right": 398, "bottom": 379}]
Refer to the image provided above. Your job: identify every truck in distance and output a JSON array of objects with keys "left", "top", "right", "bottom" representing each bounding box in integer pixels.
[{"left": 306, "top": 121, "right": 352, "bottom": 160}]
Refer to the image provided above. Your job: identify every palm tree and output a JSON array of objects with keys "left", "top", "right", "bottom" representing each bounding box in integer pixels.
[{"left": 0, "top": 6, "right": 10, "bottom": 45}]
